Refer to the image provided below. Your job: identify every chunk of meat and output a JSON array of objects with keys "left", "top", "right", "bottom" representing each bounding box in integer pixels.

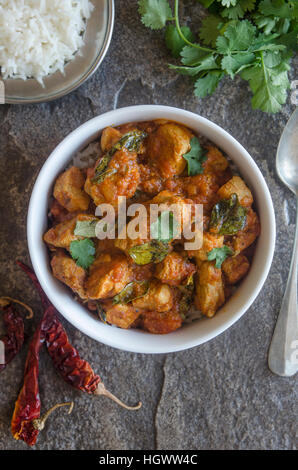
[
  {"left": 140, "top": 309, "right": 182, "bottom": 334},
  {"left": 138, "top": 163, "right": 164, "bottom": 195},
  {"left": 217, "top": 176, "right": 253, "bottom": 207},
  {"left": 155, "top": 252, "right": 196, "bottom": 286},
  {"left": 132, "top": 280, "right": 174, "bottom": 312},
  {"left": 222, "top": 254, "right": 250, "bottom": 285},
  {"left": 53, "top": 166, "right": 90, "bottom": 212},
  {"left": 51, "top": 253, "right": 87, "bottom": 299},
  {"left": 100, "top": 126, "right": 122, "bottom": 152},
  {"left": 231, "top": 208, "right": 260, "bottom": 253},
  {"left": 195, "top": 261, "right": 225, "bottom": 318},
  {"left": 44, "top": 214, "right": 97, "bottom": 249},
  {"left": 85, "top": 253, "right": 133, "bottom": 300},
  {"left": 149, "top": 190, "right": 194, "bottom": 230},
  {"left": 188, "top": 232, "right": 224, "bottom": 263},
  {"left": 203, "top": 145, "right": 229, "bottom": 174},
  {"left": 147, "top": 123, "right": 192, "bottom": 178},
  {"left": 102, "top": 301, "right": 141, "bottom": 329},
  {"left": 84, "top": 149, "right": 140, "bottom": 207}
]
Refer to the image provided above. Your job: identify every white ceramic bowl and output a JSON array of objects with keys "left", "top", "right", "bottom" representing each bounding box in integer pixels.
[{"left": 27, "top": 105, "right": 275, "bottom": 354}]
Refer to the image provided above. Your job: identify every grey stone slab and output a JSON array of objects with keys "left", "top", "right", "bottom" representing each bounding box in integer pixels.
[{"left": 0, "top": 0, "right": 297, "bottom": 451}]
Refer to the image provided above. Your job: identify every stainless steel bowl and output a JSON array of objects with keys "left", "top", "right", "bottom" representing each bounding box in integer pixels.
[{"left": 3, "top": 0, "right": 114, "bottom": 104}]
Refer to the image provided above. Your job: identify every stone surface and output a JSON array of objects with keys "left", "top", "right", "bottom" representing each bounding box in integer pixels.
[{"left": 0, "top": 0, "right": 297, "bottom": 451}]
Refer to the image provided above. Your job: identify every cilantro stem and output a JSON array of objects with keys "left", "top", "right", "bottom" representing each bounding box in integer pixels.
[{"left": 174, "top": 0, "right": 214, "bottom": 53}]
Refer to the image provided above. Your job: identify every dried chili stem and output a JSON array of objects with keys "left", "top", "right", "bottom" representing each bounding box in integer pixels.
[
  {"left": 32, "top": 402, "right": 74, "bottom": 431},
  {"left": 0, "top": 297, "right": 34, "bottom": 319},
  {"left": 94, "top": 383, "right": 142, "bottom": 410}
]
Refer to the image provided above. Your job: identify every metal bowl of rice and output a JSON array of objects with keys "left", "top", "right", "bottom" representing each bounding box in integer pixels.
[{"left": 2, "top": 0, "right": 114, "bottom": 104}]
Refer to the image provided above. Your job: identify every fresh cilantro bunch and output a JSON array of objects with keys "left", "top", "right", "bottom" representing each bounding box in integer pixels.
[{"left": 138, "top": 0, "right": 298, "bottom": 113}]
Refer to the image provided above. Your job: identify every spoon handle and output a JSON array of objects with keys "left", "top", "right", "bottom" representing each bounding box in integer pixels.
[{"left": 268, "top": 198, "right": 298, "bottom": 376}]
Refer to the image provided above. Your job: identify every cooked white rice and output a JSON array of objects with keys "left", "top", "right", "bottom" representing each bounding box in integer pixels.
[{"left": 0, "top": 0, "right": 94, "bottom": 84}]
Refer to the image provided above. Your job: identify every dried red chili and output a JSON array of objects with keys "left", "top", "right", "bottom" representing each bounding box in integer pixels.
[
  {"left": 17, "top": 261, "right": 142, "bottom": 410},
  {"left": 11, "top": 313, "right": 74, "bottom": 446},
  {"left": 11, "top": 316, "right": 44, "bottom": 445},
  {"left": 0, "top": 297, "right": 33, "bottom": 373}
]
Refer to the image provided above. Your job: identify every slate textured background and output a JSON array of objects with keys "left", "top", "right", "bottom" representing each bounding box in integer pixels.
[{"left": 0, "top": 0, "right": 297, "bottom": 450}]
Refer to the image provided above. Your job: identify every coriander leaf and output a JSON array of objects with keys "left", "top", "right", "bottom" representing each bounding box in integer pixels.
[
  {"left": 138, "top": 0, "right": 173, "bottom": 30},
  {"left": 169, "top": 54, "right": 218, "bottom": 76},
  {"left": 197, "top": 0, "right": 216, "bottom": 7},
  {"left": 194, "top": 71, "right": 223, "bottom": 97},
  {"left": 259, "top": 0, "right": 298, "bottom": 19},
  {"left": 221, "top": 51, "right": 255, "bottom": 77},
  {"left": 216, "top": 20, "right": 256, "bottom": 54},
  {"left": 241, "top": 51, "right": 291, "bottom": 113},
  {"left": 165, "top": 25, "right": 195, "bottom": 58},
  {"left": 180, "top": 46, "right": 211, "bottom": 66},
  {"left": 70, "top": 238, "right": 96, "bottom": 270},
  {"left": 183, "top": 137, "right": 207, "bottom": 176},
  {"left": 199, "top": 15, "right": 223, "bottom": 47},
  {"left": 277, "top": 26, "right": 298, "bottom": 50},
  {"left": 74, "top": 220, "right": 98, "bottom": 238},
  {"left": 221, "top": 0, "right": 237, "bottom": 7},
  {"left": 150, "top": 211, "right": 179, "bottom": 242},
  {"left": 221, "top": 0, "right": 256, "bottom": 20},
  {"left": 207, "top": 246, "right": 233, "bottom": 268},
  {"left": 113, "top": 281, "right": 150, "bottom": 305},
  {"left": 209, "top": 194, "right": 247, "bottom": 235},
  {"left": 263, "top": 50, "right": 282, "bottom": 67},
  {"left": 128, "top": 240, "right": 169, "bottom": 265}
]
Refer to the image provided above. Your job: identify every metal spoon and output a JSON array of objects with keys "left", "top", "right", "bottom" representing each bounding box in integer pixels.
[{"left": 268, "top": 108, "right": 298, "bottom": 377}]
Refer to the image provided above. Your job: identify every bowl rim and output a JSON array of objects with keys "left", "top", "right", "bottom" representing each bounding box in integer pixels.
[
  {"left": 4, "top": 0, "right": 115, "bottom": 105},
  {"left": 27, "top": 105, "right": 276, "bottom": 354}
]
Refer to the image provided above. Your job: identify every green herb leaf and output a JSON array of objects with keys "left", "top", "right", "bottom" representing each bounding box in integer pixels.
[
  {"left": 207, "top": 245, "right": 233, "bottom": 268},
  {"left": 70, "top": 238, "right": 96, "bottom": 270},
  {"left": 199, "top": 15, "right": 223, "bottom": 47},
  {"left": 138, "top": 0, "right": 173, "bottom": 30},
  {"left": 221, "top": 51, "right": 255, "bottom": 77},
  {"left": 259, "top": 0, "right": 298, "bottom": 19},
  {"left": 216, "top": 20, "right": 257, "bottom": 54},
  {"left": 150, "top": 211, "right": 179, "bottom": 242},
  {"left": 241, "top": 51, "right": 291, "bottom": 113},
  {"left": 183, "top": 137, "right": 207, "bottom": 176},
  {"left": 113, "top": 281, "right": 150, "bottom": 305},
  {"left": 74, "top": 220, "right": 98, "bottom": 238},
  {"left": 180, "top": 46, "right": 211, "bottom": 66},
  {"left": 96, "top": 303, "right": 108, "bottom": 324},
  {"left": 128, "top": 240, "right": 170, "bottom": 265},
  {"left": 222, "top": 0, "right": 256, "bottom": 20},
  {"left": 194, "top": 71, "right": 224, "bottom": 97},
  {"left": 165, "top": 25, "right": 195, "bottom": 58},
  {"left": 209, "top": 193, "right": 247, "bottom": 235},
  {"left": 170, "top": 53, "right": 218, "bottom": 76}
]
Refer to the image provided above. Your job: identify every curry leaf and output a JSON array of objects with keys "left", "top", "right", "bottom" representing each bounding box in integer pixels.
[
  {"left": 74, "top": 220, "right": 98, "bottom": 238},
  {"left": 209, "top": 193, "right": 247, "bottom": 235},
  {"left": 113, "top": 281, "right": 150, "bottom": 305},
  {"left": 128, "top": 240, "right": 170, "bottom": 265}
]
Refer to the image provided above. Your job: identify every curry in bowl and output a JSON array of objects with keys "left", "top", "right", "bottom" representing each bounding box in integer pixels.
[{"left": 43, "top": 120, "right": 260, "bottom": 334}]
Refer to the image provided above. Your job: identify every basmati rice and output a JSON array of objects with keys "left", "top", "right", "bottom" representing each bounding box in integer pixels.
[{"left": 0, "top": 0, "right": 94, "bottom": 84}]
